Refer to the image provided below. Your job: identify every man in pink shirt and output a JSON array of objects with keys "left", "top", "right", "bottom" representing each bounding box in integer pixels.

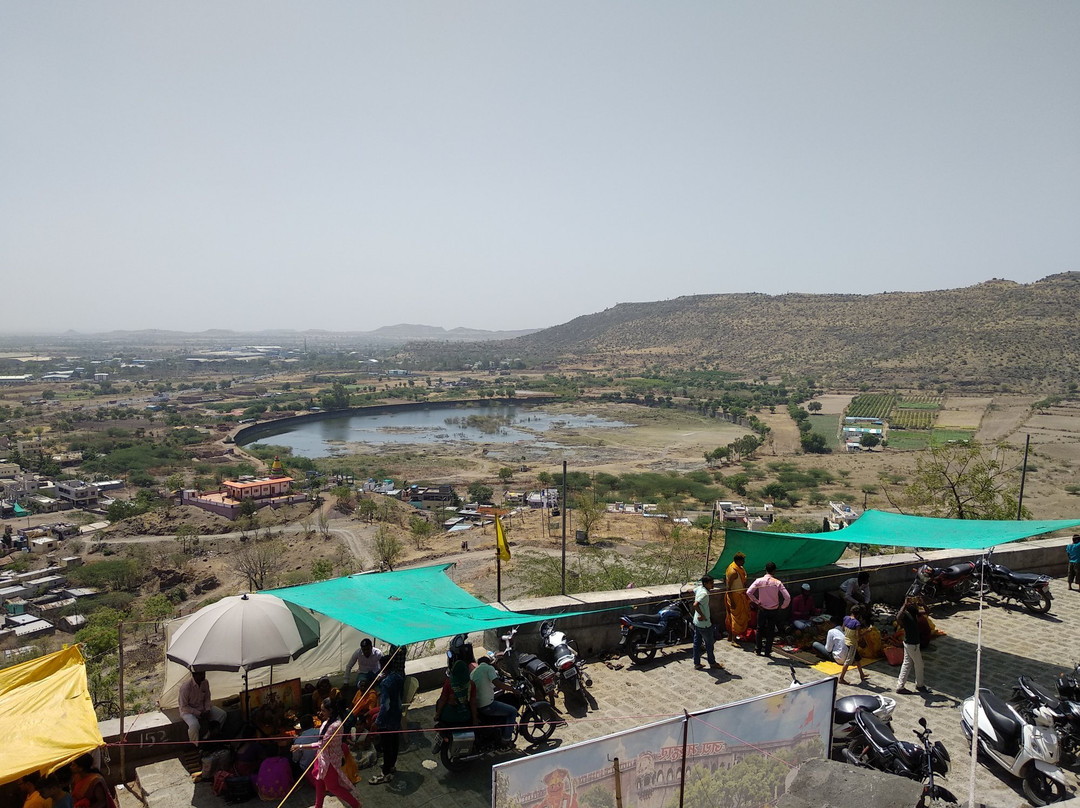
[{"left": 746, "top": 561, "right": 791, "bottom": 658}]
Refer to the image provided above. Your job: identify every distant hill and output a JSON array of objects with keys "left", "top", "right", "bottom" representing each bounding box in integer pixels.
[{"left": 442, "top": 273, "right": 1080, "bottom": 389}]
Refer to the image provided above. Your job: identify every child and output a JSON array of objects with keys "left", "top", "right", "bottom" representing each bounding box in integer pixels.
[{"left": 837, "top": 605, "right": 869, "bottom": 685}]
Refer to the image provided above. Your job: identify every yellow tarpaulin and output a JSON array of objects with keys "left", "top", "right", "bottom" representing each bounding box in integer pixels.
[{"left": 0, "top": 645, "right": 104, "bottom": 785}]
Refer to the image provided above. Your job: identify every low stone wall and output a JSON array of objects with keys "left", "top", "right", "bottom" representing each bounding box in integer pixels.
[{"left": 482, "top": 535, "right": 1072, "bottom": 664}]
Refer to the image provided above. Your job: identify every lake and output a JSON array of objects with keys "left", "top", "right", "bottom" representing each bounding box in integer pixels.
[{"left": 241, "top": 403, "right": 628, "bottom": 459}]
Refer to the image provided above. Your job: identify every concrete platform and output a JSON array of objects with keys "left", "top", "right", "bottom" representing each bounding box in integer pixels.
[{"left": 135, "top": 575, "right": 1080, "bottom": 808}]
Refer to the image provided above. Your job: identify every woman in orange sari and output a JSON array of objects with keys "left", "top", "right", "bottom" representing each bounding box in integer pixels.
[
  {"left": 724, "top": 552, "right": 750, "bottom": 646},
  {"left": 70, "top": 754, "right": 115, "bottom": 808}
]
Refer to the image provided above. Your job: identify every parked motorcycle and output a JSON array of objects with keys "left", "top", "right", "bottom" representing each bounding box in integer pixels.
[
  {"left": 960, "top": 687, "right": 1068, "bottom": 805},
  {"left": 1010, "top": 674, "right": 1080, "bottom": 768},
  {"left": 540, "top": 619, "right": 592, "bottom": 702},
  {"left": 492, "top": 625, "right": 560, "bottom": 704},
  {"left": 973, "top": 548, "right": 1053, "bottom": 614},
  {"left": 619, "top": 597, "right": 696, "bottom": 663},
  {"left": 789, "top": 667, "right": 897, "bottom": 754},
  {"left": 908, "top": 559, "right": 984, "bottom": 605},
  {"left": 435, "top": 675, "right": 564, "bottom": 772},
  {"left": 842, "top": 708, "right": 956, "bottom": 805}
]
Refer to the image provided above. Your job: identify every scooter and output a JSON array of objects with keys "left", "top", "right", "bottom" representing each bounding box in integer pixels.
[
  {"left": 960, "top": 687, "right": 1068, "bottom": 805},
  {"left": 540, "top": 619, "right": 592, "bottom": 702},
  {"left": 1010, "top": 674, "right": 1080, "bottom": 768},
  {"left": 435, "top": 675, "right": 564, "bottom": 772},
  {"left": 842, "top": 708, "right": 956, "bottom": 805},
  {"left": 789, "top": 667, "right": 897, "bottom": 754},
  {"left": 972, "top": 548, "right": 1053, "bottom": 614},
  {"left": 619, "top": 597, "right": 696, "bottom": 664}
]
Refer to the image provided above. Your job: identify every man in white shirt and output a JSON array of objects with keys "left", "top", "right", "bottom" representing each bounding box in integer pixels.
[
  {"left": 813, "top": 626, "right": 848, "bottom": 664},
  {"left": 470, "top": 658, "right": 517, "bottom": 744},
  {"left": 345, "top": 638, "right": 383, "bottom": 689},
  {"left": 839, "top": 571, "right": 871, "bottom": 607},
  {"left": 178, "top": 670, "right": 227, "bottom": 745}
]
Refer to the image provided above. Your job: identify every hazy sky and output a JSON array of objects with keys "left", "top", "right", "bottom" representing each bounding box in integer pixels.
[{"left": 2, "top": 3, "right": 1078, "bottom": 334}]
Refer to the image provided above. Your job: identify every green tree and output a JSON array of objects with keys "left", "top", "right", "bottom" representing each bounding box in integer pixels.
[
  {"left": 175, "top": 523, "right": 199, "bottom": 555},
  {"left": 409, "top": 514, "right": 434, "bottom": 549},
  {"left": 373, "top": 525, "right": 405, "bottom": 571},
  {"left": 573, "top": 490, "right": 606, "bottom": 541},
  {"left": 357, "top": 498, "right": 378, "bottom": 523},
  {"left": 900, "top": 440, "right": 1030, "bottom": 520},
  {"left": 310, "top": 558, "right": 334, "bottom": 581},
  {"left": 467, "top": 482, "right": 494, "bottom": 504},
  {"left": 498, "top": 467, "right": 514, "bottom": 483},
  {"left": 860, "top": 433, "right": 881, "bottom": 449},
  {"left": 320, "top": 382, "right": 352, "bottom": 410},
  {"left": 800, "top": 432, "right": 830, "bottom": 454}
]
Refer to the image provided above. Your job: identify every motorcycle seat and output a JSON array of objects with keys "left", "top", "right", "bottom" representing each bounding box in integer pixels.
[
  {"left": 942, "top": 563, "right": 974, "bottom": 579},
  {"left": 979, "top": 690, "right": 1023, "bottom": 755},
  {"left": 1007, "top": 571, "right": 1046, "bottom": 585},
  {"left": 1021, "top": 675, "right": 1062, "bottom": 711},
  {"left": 858, "top": 708, "right": 899, "bottom": 750},
  {"left": 631, "top": 614, "right": 667, "bottom": 627}
]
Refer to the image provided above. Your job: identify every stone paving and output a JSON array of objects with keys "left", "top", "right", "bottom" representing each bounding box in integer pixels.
[{"left": 173, "top": 578, "right": 1080, "bottom": 808}]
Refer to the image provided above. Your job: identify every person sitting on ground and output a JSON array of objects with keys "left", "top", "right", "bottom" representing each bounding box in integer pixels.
[
  {"left": 812, "top": 624, "right": 847, "bottom": 664},
  {"left": 790, "top": 583, "right": 820, "bottom": 632},
  {"left": 292, "top": 714, "right": 320, "bottom": 783}
]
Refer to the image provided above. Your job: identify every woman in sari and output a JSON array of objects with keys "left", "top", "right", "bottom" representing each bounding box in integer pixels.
[
  {"left": 70, "top": 754, "right": 114, "bottom": 808},
  {"left": 724, "top": 552, "right": 751, "bottom": 646}
]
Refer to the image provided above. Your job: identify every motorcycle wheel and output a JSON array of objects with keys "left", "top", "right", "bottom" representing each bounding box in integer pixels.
[
  {"left": 951, "top": 578, "right": 974, "bottom": 600},
  {"left": 1022, "top": 590, "right": 1052, "bottom": 614},
  {"left": 843, "top": 738, "right": 872, "bottom": 769},
  {"left": 1023, "top": 767, "right": 1065, "bottom": 805},
  {"left": 626, "top": 630, "right": 656, "bottom": 663},
  {"left": 440, "top": 740, "right": 469, "bottom": 773},
  {"left": 520, "top": 702, "right": 561, "bottom": 744}
]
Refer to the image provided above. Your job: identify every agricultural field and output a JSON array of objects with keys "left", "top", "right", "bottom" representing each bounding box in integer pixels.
[
  {"left": 846, "top": 393, "right": 896, "bottom": 419},
  {"left": 807, "top": 414, "right": 844, "bottom": 449}
]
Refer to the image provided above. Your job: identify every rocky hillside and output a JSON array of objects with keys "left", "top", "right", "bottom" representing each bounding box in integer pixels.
[{"left": 500, "top": 273, "right": 1080, "bottom": 389}]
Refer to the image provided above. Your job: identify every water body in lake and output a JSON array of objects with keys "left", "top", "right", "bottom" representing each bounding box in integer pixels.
[{"left": 244, "top": 404, "right": 628, "bottom": 459}]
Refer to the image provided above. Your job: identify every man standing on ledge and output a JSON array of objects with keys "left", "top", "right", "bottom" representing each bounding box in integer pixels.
[
  {"left": 692, "top": 575, "right": 724, "bottom": 671},
  {"left": 746, "top": 561, "right": 791, "bottom": 658}
]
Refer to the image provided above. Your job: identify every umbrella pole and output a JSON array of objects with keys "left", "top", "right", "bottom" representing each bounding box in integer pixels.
[{"left": 243, "top": 670, "right": 250, "bottom": 723}]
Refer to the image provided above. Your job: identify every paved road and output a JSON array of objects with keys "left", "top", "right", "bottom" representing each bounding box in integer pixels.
[{"left": 173, "top": 574, "right": 1080, "bottom": 808}]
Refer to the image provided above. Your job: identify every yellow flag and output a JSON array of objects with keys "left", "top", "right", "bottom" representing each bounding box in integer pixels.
[{"left": 495, "top": 513, "right": 511, "bottom": 561}]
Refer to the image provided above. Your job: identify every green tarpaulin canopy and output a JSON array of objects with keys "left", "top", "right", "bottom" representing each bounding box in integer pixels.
[
  {"left": 708, "top": 510, "right": 1080, "bottom": 579},
  {"left": 264, "top": 564, "right": 582, "bottom": 647}
]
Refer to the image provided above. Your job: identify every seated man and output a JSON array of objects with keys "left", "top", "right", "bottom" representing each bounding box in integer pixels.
[
  {"left": 790, "top": 583, "right": 820, "bottom": 631},
  {"left": 178, "top": 671, "right": 227, "bottom": 746},
  {"left": 345, "top": 638, "right": 383, "bottom": 690},
  {"left": 812, "top": 624, "right": 847, "bottom": 664}
]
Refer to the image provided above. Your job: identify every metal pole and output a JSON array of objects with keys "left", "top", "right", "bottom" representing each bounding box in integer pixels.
[
  {"left": 613, "top": 757, "right": 623, "bottom": 808},
  {"left": 677, "top": 711, "right": 690, "bottom": 808},
  {"left": 1017, "top": 434, "right": 1030, "bottom": 520},
  {"left": 561, "top": 460, "right": 567, "bottom": 597},
  {"left": 705, "top": 502, "right": 717, "bottom": 577},
  {"left": 118, "top": 621, "right": 125, "bottom": 784},
  {"left": 968, "top": 555, "right": 987, "bottom": 807}
]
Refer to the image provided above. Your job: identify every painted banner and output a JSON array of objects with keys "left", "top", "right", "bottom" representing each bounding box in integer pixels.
[{"left": 493, "top": 678, "right": 834, "bottom": 808}]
